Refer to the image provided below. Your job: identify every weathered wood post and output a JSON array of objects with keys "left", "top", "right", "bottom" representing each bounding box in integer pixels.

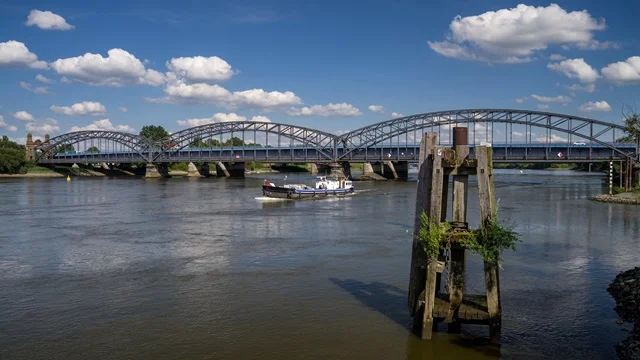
[
  {"left": 408, "top": 132, "right": 437, "bottom": 334},
  {"left": 477, "top": 145, "right": 501, "bottom": 344},
  {"left": 446, "top": 127, "right": 469, "bottom": 332}
]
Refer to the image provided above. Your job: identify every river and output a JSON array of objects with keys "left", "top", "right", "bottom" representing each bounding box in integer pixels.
[{"left": 0, "top": 170, "right": 638, "bottom": 359}]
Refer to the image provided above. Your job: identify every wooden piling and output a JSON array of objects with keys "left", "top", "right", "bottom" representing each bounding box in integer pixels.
[
  {"left": 408, "top": 133, "right": 436, "bottom": 325},
  {"left": 408, "top": 129, "right": 503, "bottom": 343},
  {"left": 476, "top": 146, "right": 501, "bottom": 344}
]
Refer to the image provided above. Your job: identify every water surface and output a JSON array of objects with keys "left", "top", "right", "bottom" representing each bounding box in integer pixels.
[{"left": 0, "top": 170, "right": 637, "bottom": 359}]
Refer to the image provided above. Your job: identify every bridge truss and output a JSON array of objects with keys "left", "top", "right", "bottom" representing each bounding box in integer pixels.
[{"left": 35, "top": 109, "right": 636, "bottom": 163}]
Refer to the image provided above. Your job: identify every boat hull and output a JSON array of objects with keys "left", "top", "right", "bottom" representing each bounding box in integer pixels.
[{"left": 262, "top": 185, "right": 354, "bottom": 199}]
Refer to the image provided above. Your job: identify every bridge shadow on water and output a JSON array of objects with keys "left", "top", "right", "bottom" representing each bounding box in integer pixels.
[{"left": 329, "top": 278, "right": 412, "bottom": 330}]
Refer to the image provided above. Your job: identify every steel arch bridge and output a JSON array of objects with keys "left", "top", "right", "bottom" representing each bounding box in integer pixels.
[{"left": 35, "top": 109, "right": 637, "bottom": 164}]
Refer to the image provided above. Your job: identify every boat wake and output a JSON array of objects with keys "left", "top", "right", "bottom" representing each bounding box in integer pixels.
[{"left": 254, "top": 196, "right": 290, "bottom": 202}]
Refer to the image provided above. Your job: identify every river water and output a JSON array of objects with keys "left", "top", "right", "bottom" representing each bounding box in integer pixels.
[{"left": 0, "top": 170, "right": 638, "bottom": 359}]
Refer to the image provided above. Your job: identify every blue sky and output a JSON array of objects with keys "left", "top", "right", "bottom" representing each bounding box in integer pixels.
[{"left": 0, "top": 0, "right": 639, "bottom": 142}]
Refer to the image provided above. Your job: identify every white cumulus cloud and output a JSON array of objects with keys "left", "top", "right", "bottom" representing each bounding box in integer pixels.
[
  {"left": 537, "top": 104, "right": 550, "bottom": 110},
  {"left": 428, "top": 4, "right": 608, "bottom": 63},
  {"left": 368, "top": 105, "right": 385, "bottom": 113},
  {"left": 20, "top": 81, "right": 48, "bottom": 94},
  {"left": 547, "top": 58, "right": 600, "bottom": 83},
  {"left": 391, "top": 112, "right": 405, "bottom": 118},
  {"left": 166, "top": 56, "right": 237, "bottom": 83},
  {"left": 69, "top": 119, "right": 135, "bottom": 133},
  {"left": 118, "top": 107, "right": 128, "bottom": 112},
  {"left": 565, "top": 83, "right": 596, "bottom": 93},
  {"left": 26, "top": 118, "right": 59, "bottom": 136},
  {"left": 601, "top": 56, "right": 640, "bottom": 85},
  {"left": 50, "top": 101, "right": 106, "bottom": 116},
  {"left": 35, "top": 74, "right": 52, "bottom": 83},
  {"left": 0, "top": 40, "right": 48, "bottom": 69},
  {"left": 154, "top": 80, "right": 302, "bottom": 109},
  {"left": 287, "top": 103, "right": 362, "bottom": 117},
  {"left": 549, "top": 54, "right": 567, "bottom": 61},
  {"left": 26, "top": 9, "right": 74, "bottom": 30},
  {"left": 12, "top": 111, "right": 34, "bottom": 121},
  {"left": 0, "top": 115, "right": 17, "bottom": 132},
  {"left": 579, "top": 101, "right": 611, "bottom": 112},
  {"left": 50, "top": 48, "right": 165, "bottom": 87},
  {"left": 177, "top": 113, "right": 271, "bottom": 127},
  {"left": 515, "top": 97, "right": 528, "bottom": 103},
  {"left": 531, "top": 94, "right": 572, "bottom": 103}
]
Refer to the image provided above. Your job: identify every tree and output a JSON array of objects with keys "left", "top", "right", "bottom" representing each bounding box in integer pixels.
[
  {"left": 56, "top": 144, "right": 75, "bottom": 154},
  {"left": 0, "top": 136, "right": 24, "bottom": 150},
  {"left": 622, "top": 106, "right": 640, "bottom": 144},
  {"left": 0, "top": 138, "right": 25, "bottom": 173},
  {"left": 139, "top": 125, "right": 169, "bottom": 143},
  {"left": 87, "top": 146, "right": 100, "bottom": 153}
]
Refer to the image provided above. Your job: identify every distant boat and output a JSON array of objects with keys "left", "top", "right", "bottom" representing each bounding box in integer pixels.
[{"left": 262, "top": 176, "right": 355, "bottom": 199}]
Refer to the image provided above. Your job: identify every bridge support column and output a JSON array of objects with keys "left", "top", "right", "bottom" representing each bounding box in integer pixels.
[
  {"left": 363, "top": 162, "right": 374, "bottom": 176},
  {"left": 311, "top": 163, "right": 319, "bottom": 175},
  {"left": 392, "top": 161, "right": 409, "bottom": 181},
  {"left": 100, "top": 162, "right": 110, "bottom": 170},
  {"left": 328, "top": 163, "right": 350, "bottom": 179},
  {"left": 145, "top": 163, "right": 169, "bottom": 178},
  {"left": 188, "top": 162, "right": 211, "bottom": 177},
  {"left": 372, "top": 161, "right": 408, "bottom": 180},
  {"left": 216, "top": 161, "right": 230, "bottom": 177},
  {"left": 216, "top": 162, "right": 245, "bottom": 177}
]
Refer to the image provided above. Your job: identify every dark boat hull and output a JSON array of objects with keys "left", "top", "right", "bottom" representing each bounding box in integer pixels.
[{"left": 262, "top": 185, "right": 354, "bottom": 199}]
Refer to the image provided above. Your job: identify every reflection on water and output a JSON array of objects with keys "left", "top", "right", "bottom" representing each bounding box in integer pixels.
[{"left": 0, "top": 170, "right": 638, "bottom": 359}]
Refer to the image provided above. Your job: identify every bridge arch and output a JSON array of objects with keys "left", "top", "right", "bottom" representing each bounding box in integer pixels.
[
  {"left": 35, "top": 131, "right": 149, "bottom": 161},
  {"left": 155, "top": 121, "right": 339, "bottom": 161},
  {"left": 338, "top": 109, "right": 633, "bottom": 160}
]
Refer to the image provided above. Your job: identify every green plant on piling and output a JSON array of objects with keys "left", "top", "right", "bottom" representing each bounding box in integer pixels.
[
  {"left": 459, "top": 216, "right": 521, "bottom": 265},
  {"left": 416, "top": 210, "right": 520, "bottom": 265}
]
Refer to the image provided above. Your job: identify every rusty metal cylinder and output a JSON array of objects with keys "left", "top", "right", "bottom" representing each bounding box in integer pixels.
[{"left": 452, "top": 127, "right": 468, "bottom": 146}]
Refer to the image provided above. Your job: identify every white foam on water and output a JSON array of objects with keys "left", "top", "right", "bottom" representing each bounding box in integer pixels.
[{"left": 254, "top": 196, "right": 289, "bottom": 202}]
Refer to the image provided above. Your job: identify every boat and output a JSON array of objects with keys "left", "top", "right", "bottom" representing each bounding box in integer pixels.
[{"left": 262, "top": 176, "right": 355, "bottom": 199}]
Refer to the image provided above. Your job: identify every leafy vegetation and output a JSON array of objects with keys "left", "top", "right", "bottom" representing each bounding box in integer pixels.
[
  {"left": 55, "top": 144, "right": 75, "bottom": 154},
  {"left": 416, "top": 210, "right": 520, "bottom": 265},
  {"left": 0, "top": 136, "right": 26, "bottom": 174},
  {"left": 459, "top": 217, "right": 521, "bottom": 265},
  {"left": 621, "top": 106, "right": 640, "bottom": 146},
  {"left": 139, "top": 125, "right": 169, "bottom": 143},
  {"left": 86, "top": 146, "right": 100, "bottom": 153},
  {"left": 189, "top": 136, "right": 262, "bottom": 148}
]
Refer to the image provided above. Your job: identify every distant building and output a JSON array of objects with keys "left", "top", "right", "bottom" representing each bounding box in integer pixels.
[{"left": 25, "top": 133, "right": 49, "bottom": 161}]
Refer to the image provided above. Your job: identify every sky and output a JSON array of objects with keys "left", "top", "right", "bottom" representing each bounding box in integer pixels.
[{"left": 0, "top": 0, "right": 639, "bottom": 144}]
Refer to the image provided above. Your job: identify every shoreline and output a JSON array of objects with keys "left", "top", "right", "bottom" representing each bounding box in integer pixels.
[{"left": 591, "top": 193, "right": 640, "bottom": 205}]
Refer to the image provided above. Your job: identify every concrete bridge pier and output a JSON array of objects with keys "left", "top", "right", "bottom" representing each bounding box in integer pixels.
[
  {"left": 216, "top": 162, "right": 245, "bottom": 177},
  {"left": 310, "top": 163, "right": 319, "bottom": 175},
  {"left": 187, "top": 162, "right": 211, "bottom": 177},
  {"left": 372, "top": 161, "right": 409, "bottom": 180},
  {"left": 326, "top": 162, "right": 351, "bottom": 179},
  {"left": 145, "top": 163, "right": 169, "bottom": 178},
  {"left": 363, "top": 162, "right": 375, "bottom": 176}
]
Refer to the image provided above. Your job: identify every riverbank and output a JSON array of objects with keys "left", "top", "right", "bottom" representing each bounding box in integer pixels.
[
  {"left": 608, "top": 267, "right": 640, "bottom": 360},
  {"left": 591, "top": 192, "right": 640, "bottom": 205}
]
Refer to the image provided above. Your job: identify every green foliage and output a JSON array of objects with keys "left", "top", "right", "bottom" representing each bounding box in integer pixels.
[
  {"left": 459, "top": 216, "right": 521, "bottom": 265},
  {"left": 0, "top": 147, "right": 26, "bottom": 174},
  {"left": 416, "top": 210, "right": 520, "bottom": 265},
  {"left": 55, "top": 144, "right": 75, "bottom": 153},
  {"left": 139, "top": 125, "right": 169, "bottom": 143},
  {"left": 0, "top": 136, "right": 24, "bottom": 150},
  {"left": 86, "top": 146, "right": 100, "bottom": 153},
  {"left": 169, "top": 162, "right": 189, "bottom": 172},
  {"left": 621, "top": 106, "right": 640, "bottom": 145},
  {"left": 417, "top": 212, "right": 451, "bottom": 260}
]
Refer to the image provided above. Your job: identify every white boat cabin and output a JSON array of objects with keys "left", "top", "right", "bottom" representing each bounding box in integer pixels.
[{"left": 315, "top": 176, "right": 353, "bottom": 190}]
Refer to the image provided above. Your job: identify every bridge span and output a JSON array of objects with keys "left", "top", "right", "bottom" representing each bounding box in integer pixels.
[{"left": 30, "top": 109, "right": 638, "bottom": 179}]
